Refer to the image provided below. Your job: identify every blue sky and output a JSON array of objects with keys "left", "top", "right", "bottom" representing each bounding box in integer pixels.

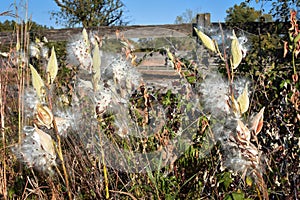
[{"left": 0, "top": 0, "right": 270, "bottom": 28}]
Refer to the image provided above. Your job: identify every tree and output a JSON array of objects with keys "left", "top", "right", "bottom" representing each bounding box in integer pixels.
[
  {"left": 0, "top": 20, "right": 49, "bottom": 32},
  {"left": 174, "top": 9, "right": 197, "bottom": 24},
  {"left": 225, "top": 2, "right": 272, "bottom": 24},
  {"left": 245, "top": 0, "right": 300, "bottom": 21},
  {"left": 51, "top": 0, "right": 128, "bottom": 28},
  {"left": 225, "top": 2, "right": 280, "bottom": 74}
]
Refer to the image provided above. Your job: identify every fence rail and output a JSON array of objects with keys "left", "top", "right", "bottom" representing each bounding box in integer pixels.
[
  {"left": 0, "top": 13, "right": 290, "bottom": 43},
  {"left": 0, "top": 14, "right": 290, "bottom": 90},
  {"left": 0, "top": 24, "right": 192, "bottom": 44}
]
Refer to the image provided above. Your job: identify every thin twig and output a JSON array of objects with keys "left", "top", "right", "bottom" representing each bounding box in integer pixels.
[{"left": 0, "top": 10, "right": 17, "bottom": 18}]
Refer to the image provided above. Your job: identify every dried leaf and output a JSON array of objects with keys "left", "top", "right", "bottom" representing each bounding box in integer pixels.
[
  {"left": 244, "top": 145, "right": 259, "bottom": 157},
  {"left": 30, "top": 64, "right": 45, "bottom": 100},
  {"left": 92, "top": 42, "right": 101, "bottom": 91},
  {"left": 292, "top": 74, "right": 299, "bottom": 83},
  {"left": 36, "top": 104, "right": 53, "bottom": 129},
  {"left": 237, "top": 83, "right": 249, "bottom": 114},
  {"left": 231, "top": 30, "right": 243, "bottom": 69},
  {"left": 194, "top": 27, "right": 216, "bottom": 53},
  {"left": 283, "top": 41, "right": 288, "bottom": 58},
  {"left": 34, "top": 126, "right": 56, "bottom": 157},
  {"left": 251, "top": 107, "right": 265, "bottom": 135},
  {"left": 46, "top": 46, "right": 58, "bottom": 84}
]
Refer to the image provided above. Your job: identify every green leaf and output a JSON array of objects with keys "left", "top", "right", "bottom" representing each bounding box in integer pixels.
[
  {"left": 92, "top": 42, "right": 101, "bottom": 91},
  {"left": 46, "top": 46, "right": 58, "bottom": 84},
  {"left": 237, "top": 83, "right": 249, "bottom": 114},
  {"left": 194, "top": 27, "right": 216, "bottom": 53},
  {"left": 35, "top": 37, "right": 41, "bottom": 43},
  {"left": 231, "top": 30, "right": 243, "bottom": 69},
  {"left": 219, "top": 172, "right": 233, "bottom": 191},
  {"left": 231, "top": 192, "right": 245, "bottom": 200},
  {"left": 30, "top": 64, "right": 45, "bottom": 100},
  {"left": 245, "top": 176, "right": 253, "bottom": 187},
  {"left": 224, "top": 194, "right": 233, "bottom": 200},
  {"left": 224, "top": 191, "right": 245, "bottom": 200}
]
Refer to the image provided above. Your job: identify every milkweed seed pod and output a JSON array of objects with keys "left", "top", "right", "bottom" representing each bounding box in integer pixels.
[
  {"left": 35, "top": 104, "right": 53, "bottom": 129},
  {"left": 11, "top": 126, "right": 56, "bottom": 173}
]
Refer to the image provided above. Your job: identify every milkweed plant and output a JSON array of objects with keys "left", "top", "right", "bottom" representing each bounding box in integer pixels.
[
  {"left": 10, "top": 23, "right": 272, "bottom": 199},
  {"left": 194, "top": 27, "right": 268, "bottom": 199}
]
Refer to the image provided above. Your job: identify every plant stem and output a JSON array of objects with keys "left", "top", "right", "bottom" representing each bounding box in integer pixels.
[
  {"left": 0, "top": 72, "right": 7, "bottom": 200},
  {"left": 219, "top": 23, "right": 233, "bottom": 94},
  {"left": 47, "top": 86, "right": 72, "bottom": 200},
  {"left": 97, "top": 127, "right": 109, "bottom": 199},
  {"left": 56, "top": 133, "right": 72, "bottom": 200},
  {"left": 292, "top": 49, "right": 297, "bottom": 75}
]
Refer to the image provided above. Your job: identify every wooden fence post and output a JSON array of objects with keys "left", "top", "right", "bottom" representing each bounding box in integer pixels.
[
  {"left": 196, "top": 13, "right": 211, "bottom": 30},
  {"left": 194, "top": 13, "right": 212, "bottom": 68}
]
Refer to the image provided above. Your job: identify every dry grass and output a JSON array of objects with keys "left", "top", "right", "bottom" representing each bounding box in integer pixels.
[{"left": 0, "top": 6, "right": 299, "bottom": 200}]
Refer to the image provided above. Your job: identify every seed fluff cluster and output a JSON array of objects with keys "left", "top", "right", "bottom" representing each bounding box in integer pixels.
[{"left": 200, "top": 71, "right": 266, "bottom": 182}]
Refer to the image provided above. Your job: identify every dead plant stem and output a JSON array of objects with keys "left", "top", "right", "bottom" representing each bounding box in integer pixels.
[
  {"left": 0, "top": 71, "right": 8, "bottom": 199},
  {"left": 47, "top": 89, "right": 72, "bottom": 200}
]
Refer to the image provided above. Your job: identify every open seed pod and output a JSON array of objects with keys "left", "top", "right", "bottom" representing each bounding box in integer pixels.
[
  {"left": 36, "top": 104, "right": 53, "bottom": 129},
  {"left": 236, "top": 119, "right": 251, "bottom": 144},
  {"left": 34, "top": 126, "right": 56, "bottom": 158},
  {"left": 11, "top": 125, "right": 56, "bottom": 173}
]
